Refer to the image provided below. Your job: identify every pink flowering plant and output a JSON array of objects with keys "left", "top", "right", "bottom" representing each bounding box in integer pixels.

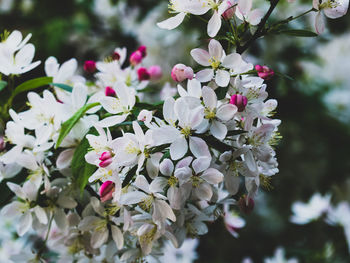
[{"left": 0, "top": 0, "right": 348, "bottom": 261}]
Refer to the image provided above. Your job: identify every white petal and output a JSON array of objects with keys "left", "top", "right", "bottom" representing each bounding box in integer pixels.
[
  {"left": 120, "top": 191, "right": 148, "bottom": 205},
  {"left": 111, "top": 225, "right": 124, "bottom": 250},
  {"left": 56, "top": 149, "right": 75, "bottom": 170},
  {"left": 315, "top": 12, "right": 325, "bottom": 34},
  {"left": 225, "top": 175, "right": 240, "bottom": 195},
  {"left": 100, "top": 97, "right": 122, "bottom": 114},
  {"left": 192, "top": 156, "right": 211, "bottom": 174},
  {"left": 150, "top": 177, "right": 168, "bottom": 193},
  {"left": 238, "top": 0, "right": 252, "bottom": 15},
  {"left": 135, "top": 175, "right": 151, "bottom": 194},
  {"left": 170, "top": 137, "right": 188, "bottom": 160},
  {"left": 202, "top": 86, "right": 217, "bottom": 110},
  {"left": 189, "top": 136, "right": 210, "bottom": 158},
  {"left": 7, "top": 182, "right": 26, "bottom": 199},
  {"left": 72, "top": 83, "right": 87, "bottom": 109},
  {"left": 201, "top": 168, "right": 224, "bottom": 184},
  {"left": 157, "top": 12, "right": 186, "bottom": 30},
  {"left": 195, "top": 182, "right": 213, "bottom": 201},
  {"left": 54, "top": 208, "right": 68, "bottom": 231},
  {"left": 215, "top": 69, "right": 230, "bottom": 87},
  {"left": 196, "top": 69, "right": 214, "bottom": 83},
  {"left": 153, "top": 199, "right": 176, "bottom": 222},
  {"left": 190, "top": 49, "right": 211, "bottom": 67},
  {"left": 17, "top": 212, "right": 32, "bottom": 236},
  {"left": 98, "top": 114, "right": 128, "bottom": 127},
  {"left": 247, "top": 9, "right": 264, "bottom": 25},
  {"left": 210, "top": 120, "right": 227, "bottom": 140},
  {"left": 216, "top": 104, "right": 237, "bottom": 121},
  {"left": 222, "top": 53, "right": 243, "bottom": 69},
  {"left": 160, "top": 159, "right": 174, "bottom": 176},
  {"left": 34, "top": 206, "right": 48, "bottom": 224},
  {"left": 187, "top": 79, "right": 202, "bottom": 98},
  {"left": 91, "top": 228, "right": 109, "bottom": 249},
  {"left": 208, "top": 11, "right": 222, "bottom": 37}
]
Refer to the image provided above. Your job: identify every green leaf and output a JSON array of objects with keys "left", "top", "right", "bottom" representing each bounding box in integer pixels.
[
  {"left": 71, "top": 132, "right": 97, "bottom": 193},
  {"left": 215, "top": 86, "right": 229, "bottom": 100},
  {"left": 56, "top": 102, "right": 100, "bottom": 148},
  {"left": 277, "top": 29, "right": 318, "bottom": 37},
  {"left": 275, "top": 71, "right": 294, "bottom": 81},
  {"left": 122, "top": 166, "right": 137, "bottom": 188},
  {"left": 50, "top": 83, "right": 73, "bottom": 93},
  {"left": 0, "top": 80, "right": 7, "bottom": 92},
  {"left": 12, "top": 77, "right": 53, "bottom": 98}
]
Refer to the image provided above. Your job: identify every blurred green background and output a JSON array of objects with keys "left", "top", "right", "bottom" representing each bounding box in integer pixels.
[{"left": 1, "top": 0, "right": 350, "bottom": 262}]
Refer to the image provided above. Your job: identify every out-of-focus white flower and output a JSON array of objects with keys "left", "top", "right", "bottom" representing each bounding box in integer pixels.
[
  {"left": 159, "top": 238, "right": 199, "bottom": 263},
  {"left": 1, "top": 182, "right": 48, "bottom": 236},
  {"left": 0, "top": 30, "right": 40, "bottom": 75},
  {"left": 326, "top": 202, "right": 350, "bottom": 252},
  {"left": 236, "top": 0, "right": 264, "bottom": 26},
  {"left": 313, "top": 0, "right": 349, "bottom": 34},
  {"left": 264, "top": 247, "right": 299, "bottom": 263},
  {"left": 290, "top": 193, "right": 331, "bottom": 224}
]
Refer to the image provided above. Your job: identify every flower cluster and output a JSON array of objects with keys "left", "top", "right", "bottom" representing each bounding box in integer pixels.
[
  {"left": 0, "top": 30, "right": 279, "bottom": 262},
  {"left": 0, "top": 0, "right": 347, "bottom": 261}
]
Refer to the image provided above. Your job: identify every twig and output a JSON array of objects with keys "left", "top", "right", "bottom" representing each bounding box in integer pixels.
[{"left": 237, "top": 0, "right": 280, "bottom": 54}]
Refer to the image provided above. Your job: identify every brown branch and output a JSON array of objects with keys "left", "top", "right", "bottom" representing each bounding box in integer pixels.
[{"left": 237, "top": 0, "right": 280, "bottom": 54}]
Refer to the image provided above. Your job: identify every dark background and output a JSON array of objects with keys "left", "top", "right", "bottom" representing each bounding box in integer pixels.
[{"left": 1, "top": 0, "right": 349, "bottom": 262}]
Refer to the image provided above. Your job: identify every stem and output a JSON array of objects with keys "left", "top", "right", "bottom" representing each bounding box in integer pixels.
[
  {"left": 237, "top": 0, "right": 280, "bottom": 54},
  {"left": 269, "top": 7, "right": 317, "bottom": 30},
  {"left": 45, "top": 213, "right": 54, "bottom": 243},
  {"left": 36, "top": 212, "right": 54, "bottom": 260}
]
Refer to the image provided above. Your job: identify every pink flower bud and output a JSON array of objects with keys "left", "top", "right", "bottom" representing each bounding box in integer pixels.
[
  {"left": 137, "top": 45, "right": 147, "bottom": 58},
  {"left": 171, "top": 64, "right": 194, "bottom": 82},
  {"left": 112, "top": 52, "right": 121, "bottom": 61},
  {"left": 222, "top": 0, "right": 236, "bottom": 20},
  {"left": 137, "top": 67, "right": 151, "bottom": 81},
  {"left": 99, "top": 151, "right": 113, "bottom": 168},
  {"left": 238, "top": 196, "right": 255, "bottom": 214},
  {"left": 255, "top": 65, "right": 274, "bottom": 80},
  {"left": 230, "top": 94, "right": 248, "bottom": 112},
  {"left": 148, "top": 65, "right": 163, "bottom": 81},
  {"left": 84, "top": 60, "right": 96, "bottom": 73},
  {"left": 99, "top": 151, "right": 112, "bottom": 161},
  {"left": 130, "top": 51, "right": 143, "bottom": 66},
  {"left": 0, "top": 136, "right": 5, "bottom": 151},
  {"left": 105, "top": 86, "right": 116, "bottom": 97},
  {"left": 99, "top": 181, "right": 115, "bottom": 202}
]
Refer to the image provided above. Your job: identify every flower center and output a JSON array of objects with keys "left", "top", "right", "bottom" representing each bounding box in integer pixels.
[
  {"left": 168, "top": 176, "right": 178, "bottom": 187},
  {"left": 204, "top": 107, "right": 216, "bottom": 120},
  {"left": 181, "top": 126, "right": 192, "bottom": 138},
  {"left": 209, "top": 57, "right": 220, "bottom": 69}
]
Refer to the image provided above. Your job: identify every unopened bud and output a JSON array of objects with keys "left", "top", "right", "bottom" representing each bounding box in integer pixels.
[
  {"left": 255, "top": 65, "right": 274, "bottom": 80},
  {"left": 137, "top": 45, "right": 147, "bottom": 58},
  {"left": 171, "top": 64, "right": 194, "bottom": 82},
  {"left": 0, "top": 136, "right": 5, "bottom": 151},
  {"left": 112, "top": 52, "right": 121, "bottom": 61},
  {"left": 222, "top": 0, "right": 236, "bottom": 20},
  {"left": 230, "top": 94, "right": 248, "bottom": 112},
  {"left": 137, "top": 67, "right": 151, "bottom": 81},
  {"left": 130, "top": 51, "right": 143, "bottom": 66},
  {"left": 105, "top": 86, "right": 116, "bottom": 97},
  {"left": 84, "top": 60, "right": 96, "bottom": 73},
  {"left": 99, "top": 151, "right": 113, "bottom": 168},
  {"left": 148, "top": 65, "right": 163, "bottom": 81},
  {"left": 99, "top": 181, "right": 115, "bottom": 202}
]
